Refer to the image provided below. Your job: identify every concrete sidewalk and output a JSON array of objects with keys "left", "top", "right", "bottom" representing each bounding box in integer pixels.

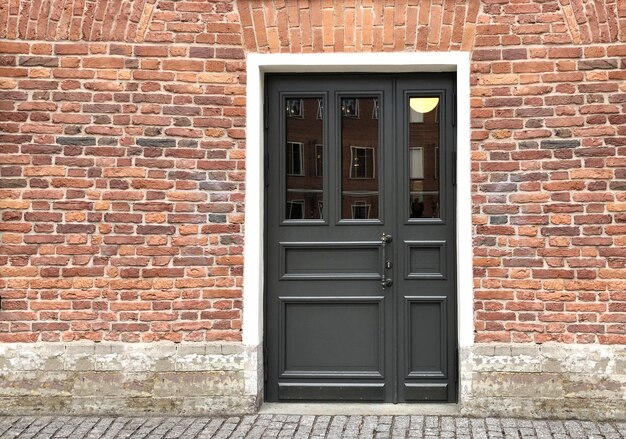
[{"left": 0, "top": 415, "right": 624, "bottom": 439}]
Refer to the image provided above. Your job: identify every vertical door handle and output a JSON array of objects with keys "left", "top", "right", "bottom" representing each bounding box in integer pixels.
[{"left": 380, "top": 232, "right": 393, "bottom": 289}]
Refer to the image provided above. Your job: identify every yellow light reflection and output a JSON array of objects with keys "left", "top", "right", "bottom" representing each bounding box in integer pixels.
[{"left": 409, "top": 97, "right": 439, "bottom": 114}]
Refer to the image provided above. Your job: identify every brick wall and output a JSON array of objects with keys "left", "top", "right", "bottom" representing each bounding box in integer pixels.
[
  {"left": 0, "top": 1, "right": 246, "bottom": 343},
  {"left": 465, "top": 1, "right": 626, "bottom": 346},
  {"left": 1, "top": 0, "right": 625, "bottom": 346}
]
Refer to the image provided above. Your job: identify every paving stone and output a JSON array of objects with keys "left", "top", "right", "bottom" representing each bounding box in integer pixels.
[
  {"left": 125, "top": 417, "right": 162, "bottom": 439},
  {"left": 580, "top": 420, "right": 601, "bottom": 434},
  {"left": 310, "top": 415, "right": 331, "bottom": 437},
  {"left": 440, "top": 416, "right": 455, "bottom": 432},
  {"left": 22, "top": 417, "right": 59, "bottom": 439},
  {"left": 229, "top": 415, "right": 257, "bottom": 439},
  {"left": 0, "top": 414, "right": 621, "bottom": 438},
  {"left": 391, "top": 415, "right": 409, "bottom": 437},
  {"left": 50, "top": 416, "right": 84, "bottom": 438},
  {"left": 213, "top": 417, "right": 241, "bottom": 439},
  {"left": 326, "top": 415, "right": 347, "bottom": 437},
  {"left": 0, "top": 416, "right": 19, "bottom": 437},
  {"left": 293, "top": 419, "right": 314, "bottom": 439},
  {"left": 564, "top": 420, "right": 588, "bottom": 439},
  {"left": 36, "top": 417, "right": 68, "bottom": 439},
  {"left": 260, "top": 428, "right": 280, "bottom": 438},
  {"left": 342, "top": 415, "right": 362, "bottom": 438},
  {"left": 111, "top": 417, "right": 149, "bottom": 439},
  {"left": 99, "top": 417, "right": 133, "bottom": 439}
]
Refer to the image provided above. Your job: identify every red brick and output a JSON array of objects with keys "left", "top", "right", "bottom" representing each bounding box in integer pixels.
[
  {"left": 512, "top": 61, "right": 554, "bottom": 73},
  {"left": 549, "top": 47, "right": 583, "bottom": 59},
  {"left": 82, "top": 57, "right": 125, "bottom": 69},
  {"left": 0, "top": 42, "right": 30, "bottom": 53},
  {"left": 162, "top": 59, "right": 204, "bottom": 72},
  {"left": 54, "top": 43, "right": 89, "bottom": 55}
]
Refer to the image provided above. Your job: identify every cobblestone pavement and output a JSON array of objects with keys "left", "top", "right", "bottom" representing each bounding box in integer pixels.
[{"left": 0, "top": 415, "right": 624, "bottom": 439}]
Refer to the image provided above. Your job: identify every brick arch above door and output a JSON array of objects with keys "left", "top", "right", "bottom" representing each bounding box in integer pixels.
[
  {"left": 234, "top": 0, "right": 625, "bottom": 54},
  {"left": 235, "top": 0, "right": 480, "bottom": 52},
  {"left": 1, "top": 0, "right": 623, "bottom": 46}
]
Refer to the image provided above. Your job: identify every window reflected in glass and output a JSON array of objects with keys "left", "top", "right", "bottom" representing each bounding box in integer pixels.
[
  {"left": 341, "top": 97, "right": 380, "bottom": 220},
  {"left": 285, "top": 97, "right": 324, "bottom": 220},
  {"left": 408, "top": 96, "right": 440, "bottom": 219}
]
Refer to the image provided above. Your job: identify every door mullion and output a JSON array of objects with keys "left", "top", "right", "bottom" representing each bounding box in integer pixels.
[
  {"left": 328, "top": 86, "right": 338, "bottom": 228},
  {"left": 389, "top": 76, "right": 400, "bottom": 404}
]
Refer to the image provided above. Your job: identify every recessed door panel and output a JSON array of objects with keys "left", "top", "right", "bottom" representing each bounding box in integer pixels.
[
  {"left": 404, "top": 383, "right": 449, "bottom": 401},
  {"left": 278, "top": 383, "right": 386, "bottom": 401},
  {"left": 266, "top": 74, "right": 457, "bottom": 403},
  {"left": 281, "top": 298, "right": 383, "bottom": 376},
  {"left": 406, "top": 297, "right": 447, "bottom": 377},
  {"left": 405, "top": 241, "right": 447, "bottom": 279},
  {"left": 281, "top": 242, "right": 381, "bottom": 280}
]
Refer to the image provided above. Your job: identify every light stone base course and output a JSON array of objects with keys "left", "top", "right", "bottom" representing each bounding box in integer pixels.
[
  {"left": 0, "top": 342, "right": 262, "bottom": 415},
  {"left": 0, "top": 342, "right": 624, "bottom": 419},
  {"left": 460, "top": 343, "right": 626, "bottom": 421}
]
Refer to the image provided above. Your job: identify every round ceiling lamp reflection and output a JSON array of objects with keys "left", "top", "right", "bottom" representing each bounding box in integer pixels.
[{"left": 409, "top": 97, "right": 439, "bottom": 114}]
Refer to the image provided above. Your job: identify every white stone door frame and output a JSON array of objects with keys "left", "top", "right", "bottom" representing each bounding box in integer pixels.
[{"left": 243, "top": 53, "right": 473, "bottom": 387}]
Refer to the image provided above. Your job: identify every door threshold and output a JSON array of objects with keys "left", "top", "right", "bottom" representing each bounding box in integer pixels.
[{"left": 259, "top": 402, "right": 461, "bottom": 416}]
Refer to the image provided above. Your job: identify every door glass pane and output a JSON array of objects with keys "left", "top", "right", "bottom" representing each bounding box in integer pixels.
[
  {"left": 408, "top": 96, "right": 440, "bottom": 219},
  {"left": 341, "top": 97, "right": 380, "bottom": 220},
  {"left": 285, "top": 97, "right": 324, "bottom": 220}
]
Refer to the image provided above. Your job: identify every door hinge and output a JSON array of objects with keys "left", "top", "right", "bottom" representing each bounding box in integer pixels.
[
  {"left": 263, "top": 93, "right": 270, "bottom": 188},
  {"left": 452, "top": 91, "right": 457, "bottom": 127},
  {"left": 452, "top": 150, "right": 457, "bottom": 186},
  {"left": 454, "top": 347, "right": 459, "bottom": 384},
  {"left": 264, "top": 93, "right": 269, "bottom": 130}
]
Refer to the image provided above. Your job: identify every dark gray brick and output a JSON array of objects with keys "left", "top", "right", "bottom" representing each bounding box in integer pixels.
[
  {"left": 540, "top": 139, "right": 581, "bottom": 149},
  {"left": 137, "top": 138, "right": 177, "bottom": 148},
  {"left": 57, "top": 136, "right": 97, "bottom": 146}
]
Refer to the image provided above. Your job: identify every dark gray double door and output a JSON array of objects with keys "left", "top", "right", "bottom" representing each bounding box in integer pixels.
[{"left": 265, "top": 73, "right": 457, "bottom": 403}]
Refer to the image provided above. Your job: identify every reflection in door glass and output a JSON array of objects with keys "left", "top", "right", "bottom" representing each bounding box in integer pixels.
[
  {"left": 285, "top": 98, "right": 324, "bottom": 220},
  {"left": 341, "top": 97, "right": 380, "bottom": 220},
  {"left": 408, "top": 97, "right": 440, "bottom": 219}
]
